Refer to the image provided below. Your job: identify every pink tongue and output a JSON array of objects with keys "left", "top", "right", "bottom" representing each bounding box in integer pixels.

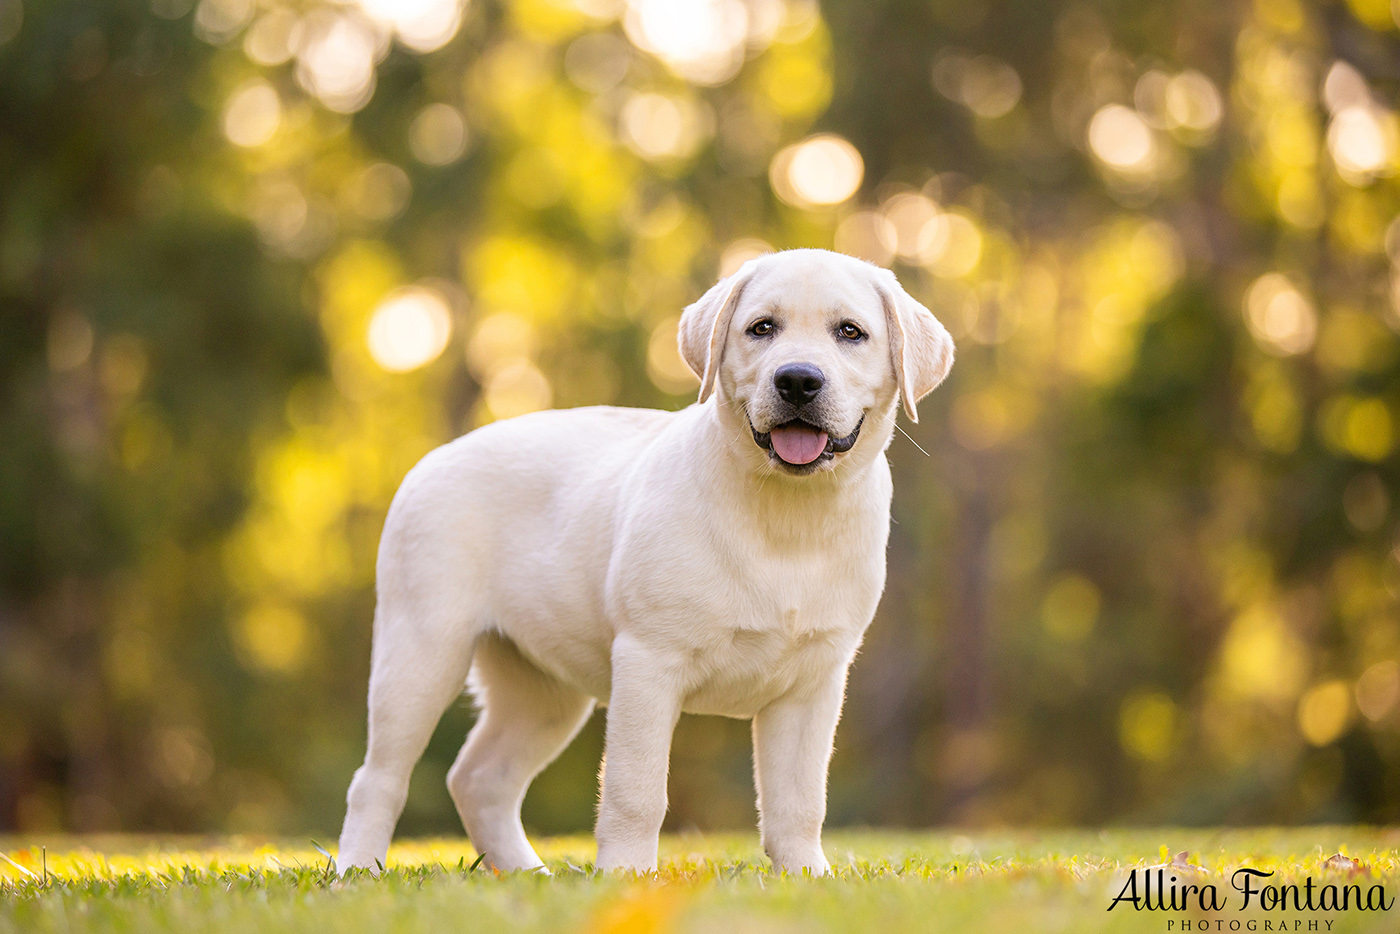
[{"left": 769, "top": 424, "right": 829, "bottom": 465}]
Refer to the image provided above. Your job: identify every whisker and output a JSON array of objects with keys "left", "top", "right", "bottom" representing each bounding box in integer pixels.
[
  {"left": 755, "top": 458, "right": 773, "bottom": 494},
  {"left": 885, "top": 408, "right": 930, "bottom": 457},
  {"left": 742, "top": 400, "right": 777, "bottom": 494}
]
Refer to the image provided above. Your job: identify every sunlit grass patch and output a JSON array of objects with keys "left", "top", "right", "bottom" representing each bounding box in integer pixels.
[{"left": 2, "top": 830, "right": 1398, "bottom": 933}]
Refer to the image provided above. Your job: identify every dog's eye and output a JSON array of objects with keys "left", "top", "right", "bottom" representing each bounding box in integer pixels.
[
  {"left": 837, "top": 322, "right": 865, "bottom": 341},
  {"left": 748, "top": 319, "right": 775, "bottom": 337}
]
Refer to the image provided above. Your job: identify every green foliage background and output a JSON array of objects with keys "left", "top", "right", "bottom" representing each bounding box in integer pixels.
[{"left": 1, "top": 0, "right": 1399, "bottom": 840}]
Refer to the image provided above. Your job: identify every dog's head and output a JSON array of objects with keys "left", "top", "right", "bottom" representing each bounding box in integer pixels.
[{"left": 679, "top": 249, "right": 954, "bottom": 475}]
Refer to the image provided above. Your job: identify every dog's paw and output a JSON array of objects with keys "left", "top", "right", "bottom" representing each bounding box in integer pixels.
[
  {"left": 595, "top": 852, "right": 660, "bottom": 874},
  {"left": 771, "top": 852, "right": 832, "bottom": 877},
  {"left": 333, "top": 856, "right": 384, "bottom": 878}
]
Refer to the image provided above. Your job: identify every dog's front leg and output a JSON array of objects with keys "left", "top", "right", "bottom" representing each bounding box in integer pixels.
[
  {"left": 595, "top": 635, "right": 681, "bottom": 873},
  {"left": 752, "top": 664, "right": 849, "bottom": 876}
]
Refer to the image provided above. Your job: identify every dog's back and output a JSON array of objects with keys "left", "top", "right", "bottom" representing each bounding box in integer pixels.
[{"left": 381, "top": 404, "right": 676, "bottom": 573}]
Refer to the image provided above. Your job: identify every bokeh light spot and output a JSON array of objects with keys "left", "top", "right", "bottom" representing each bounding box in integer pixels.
[
  {"left": 194, "top": 0, "right": 253, "bottom": 45},
  {"left": 1244, "top": 273, "right": 1317, "bottom": 356},
  {"left": 923, "top": 212, "right": 982, "bottom": 278},
  {"left": 1042, "top": 574, "right": 1101, "bottom": 642},
  {"left": 880, "top": 192, "right": 942, "bottom": 263},
  {"left": 150, "top": 728, "right": 215, "bottom": 789},
  {"left": 718, "top": 238, "right": 772, "bottom": 277},
  {"left": 366, "top": 286, "right": 454, "bottom": 372},
  {"left": 623, "top": 0, "right": 748, "bottom": 85},
  {"left": 1319, "top": 395, "right": 1393, "bottom": 462},
  {"left": 484, "top": 360, "right": 552, "bottom": 421},
  {"left": 1298, "top": 681, "right": 1352, "bottom": 746},
  {"left": 467, "top": 312, "right": 537, "bottom": 380},
  {"left": 47, "top": 311, "right": 94, "bottom": 373},
  {"left": 294, "top": 10, "right": 381, "bottom": 113},
  {"left": 1119, "top": 691, "right": 1178, "bottom": 762},
  {"left": 932, "top": 50, "right": 1022, "bottom": 118},
  {"left": 834, "top": 211, "right": 895, "bottom": 266},
  {"left": 1088, "top": 104, "right": 1156, "bottom": 173},
  {"left": 358, "top": 0, "right": 463, "bottom": 53},
  {"left": 222, "top": 79, "right": 281, "bottom": 148},
  {"left": 620, "top": 92, "right": 707, "bottom": 161},
  {"left": 770, "top": 134, "right": 864, "bottom": 208},
  {"left": 410, "top": 103, "right": 468, "bottom": 165},
  {"left": 1163, "top": 70, "right": 1223, "bottom": 135},
  {"left": 564, "top": 32, "right": 632, "bottom": 93},
  {"left": 1356, "top": 660, "right": 1400, "bottom": 722},
  {"left": 351, "top": 162, "right": 412, "bottom": 221},
  {"left": 243, "top": 8, "right": 299, "bottom": 66},
  {"left": 1328, "top": 105, "right": 1396, "bottom": 185},
  {"left": 1218, "top": 605, "right": 1306, "bottom": 701},
  {"left": 235, "top": 604, "right": 309, "bottom": 675},
  {"left": 1323, "top": 61, "right": 1370, "bottom": 115}
]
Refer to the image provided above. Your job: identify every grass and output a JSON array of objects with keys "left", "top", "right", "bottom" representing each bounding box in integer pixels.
[{"left": 2, "top": 829, "right": 1398, "bottom": 933}]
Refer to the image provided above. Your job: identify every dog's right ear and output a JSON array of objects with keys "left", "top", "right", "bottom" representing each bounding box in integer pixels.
[{"left": 678, "top": 262, "right": 755, "bottom": 403}]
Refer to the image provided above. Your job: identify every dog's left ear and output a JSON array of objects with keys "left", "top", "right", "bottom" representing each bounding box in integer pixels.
[
  {"left": 878, "top": 272, "right": 955, "bottom": 423},
  {"left": 678, "top": 262, "right": 755, "bottom": 403}
]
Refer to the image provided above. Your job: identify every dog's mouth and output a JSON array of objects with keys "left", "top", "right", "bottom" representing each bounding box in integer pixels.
[{"left": 749, "top": 416, "right": 863, "bottom": 470}]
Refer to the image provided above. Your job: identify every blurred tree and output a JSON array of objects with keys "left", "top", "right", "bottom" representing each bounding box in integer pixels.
[{"left": 0, "top": 0, "right": 322, "bottom": 830}]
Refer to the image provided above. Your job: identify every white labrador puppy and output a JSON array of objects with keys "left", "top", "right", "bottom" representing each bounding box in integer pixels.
[{"left": 335, "top": 248, "right": 954, "bottom": 876}]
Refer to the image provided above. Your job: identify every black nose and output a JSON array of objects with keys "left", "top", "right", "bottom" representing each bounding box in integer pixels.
[{"left": 773, "top": 362, "right": 825, "bottom": 406}]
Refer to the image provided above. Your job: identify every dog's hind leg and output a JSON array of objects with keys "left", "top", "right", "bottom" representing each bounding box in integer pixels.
[
  {"left": 336, "top": 591, "right": 478, "bottom": 874},
  {"left": 448, "top": 634, "right": 594, "bottom": 872}
]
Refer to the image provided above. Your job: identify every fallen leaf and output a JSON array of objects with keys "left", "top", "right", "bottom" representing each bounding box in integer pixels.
[
  {"left": 1322, "top": 853, "right": 1367, "bottom": 875},
  {"left": 1144, "top": 849, "right": 1208, "bottom": 875}
]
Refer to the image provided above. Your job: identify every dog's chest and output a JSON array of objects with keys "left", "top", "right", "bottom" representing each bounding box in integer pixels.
[
  {"left": 601, "top": 467, "right": 892, "bottom": 716},
  {"left": 672, "top": 553, "right": 874, "bottom": 716}
]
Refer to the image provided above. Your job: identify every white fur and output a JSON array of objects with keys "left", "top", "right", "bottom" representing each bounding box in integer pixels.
[{"left": 335, "top": 249, "right": 954, "bottom": 876}]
